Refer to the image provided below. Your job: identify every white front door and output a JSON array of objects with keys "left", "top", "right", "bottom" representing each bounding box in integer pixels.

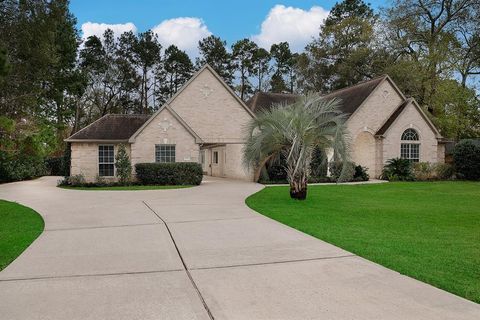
[{"left": 211, "top": 147, "right": 225, "bottom": 177}]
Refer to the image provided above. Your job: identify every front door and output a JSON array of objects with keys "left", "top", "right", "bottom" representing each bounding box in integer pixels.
[{"left": 211, "top": 147, "right": 225, "bottom": 177}]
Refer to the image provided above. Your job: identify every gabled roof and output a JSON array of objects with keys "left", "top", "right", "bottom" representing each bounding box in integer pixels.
[
  {"left": 129, "top": 64, "right": 255, "bottom": 142},
  {"left": 375, "top": 98, "right": 442, "bottom": 138},
  {"left": 65, "top": 114, "right": 150, "bottom": 142},
  {"left": 246, "top": 75, "right": 389, "bottom": 116},
  {"left": 129, "top": 105, "right": 202, "bottom": 143},
  {"left": 376, "top": 99, "right": 411, "bottom": 136}
]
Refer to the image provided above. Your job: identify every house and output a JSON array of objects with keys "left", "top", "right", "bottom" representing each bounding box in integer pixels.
[
  {"left": 66, "top": 65, "right": 445, "bottom": 181},
  {"left": 247, "top": 76, "right": 445, "bottom": 178}
]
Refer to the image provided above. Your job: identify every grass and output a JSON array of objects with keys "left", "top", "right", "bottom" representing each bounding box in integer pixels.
[
  {"left": 246, "top": 181, "right": 480, "bottom": 303},
  {"left": 59, "top": 185, "right": 194, "bottom": 191},
  {"left": 0, "top": 200, "right": 44, "bottom": 271}
]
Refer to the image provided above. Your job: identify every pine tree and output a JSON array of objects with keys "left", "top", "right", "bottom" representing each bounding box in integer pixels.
[
  {"left": 196, "top": 35, "right": 234, "bottom": 85},
  {"left": 115, "top": 144, "right": 132, "bottom": 185}
]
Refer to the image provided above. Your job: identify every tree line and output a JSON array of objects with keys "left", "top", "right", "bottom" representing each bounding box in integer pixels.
[{"left": 0, "top": 0, "right": 479, "bottom": 161}]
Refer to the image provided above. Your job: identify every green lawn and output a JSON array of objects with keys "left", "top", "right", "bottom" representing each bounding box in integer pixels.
[
  {"left": 246, "top": 181, "right": 480, "bottom": 303},
  {"left": 0, "top": 200, "right": 44, "bottom": 271},
  {"left": 59, "top": 185, "right": 194, "bottom": 191}
]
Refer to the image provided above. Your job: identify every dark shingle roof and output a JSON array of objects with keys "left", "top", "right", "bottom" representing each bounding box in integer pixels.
[
  {"left": 375, "top": 99, "right": 411, "bottom": 136},
  {"left": 66, "top": 114, "right": 150, "bottom": 141},
  {"left": 246, "top": 75, "right": 388, "bottom": 116},
  {"left": 246, "top": 92, "right": 299, "bottom": 113}
]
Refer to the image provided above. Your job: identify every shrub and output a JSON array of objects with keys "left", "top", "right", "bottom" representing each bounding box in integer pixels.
[
  {"left": 59, "top": 174, "right": 85, "bottom": 187},
  {"left": 453, "top": 140, "right": 480, "bottom": 180},
  {"left": 412, "top": 162, "right": 435, "bottom": 181},
  {"left": 435, "top": 163, "right": 454, "bottom": 180},
  {"left": 135, "top": 162, "right": 203, "bottom": 185},
  {"left": 45, "top": 157, "right": 66, "bottom": 176},
  {"left": 329, "top": 161, "right": 355, "bottom": 181},
  {"left": 381, "top": 158, "right": 414, "bottom": 181},
  {"left": 115, "top": 144, "right": 132, "bottom": 184},
  {"left": 0, "top": 151, "right": 47, "bottom": 183},
  {"left": 353, "top": 165, "right": 369, "bottom": 181},
  {"left": 310, "top": 147, "right": 328, "bottom": 178}
]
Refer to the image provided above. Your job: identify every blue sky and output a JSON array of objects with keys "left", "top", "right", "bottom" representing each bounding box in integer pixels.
[{"left": 71, "top": 0, "right": 386, "bottom": 56}]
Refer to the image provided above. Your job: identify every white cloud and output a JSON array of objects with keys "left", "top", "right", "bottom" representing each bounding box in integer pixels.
[
  {"left": 252, "top": 5, "right": 329, "bottom": 52},
  {"left": 152, "top": 17, "right": 211, "bottom": 57},
  {"left": 81, "top": 22, "right": 137, "bottom": 40}
]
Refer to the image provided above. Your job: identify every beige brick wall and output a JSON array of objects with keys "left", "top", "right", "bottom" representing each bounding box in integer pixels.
[
  {"left": 70, "top": 143, "right": 131, "bottom": 182},
  {"left": 169, "top": 68, "right": 254, "bottom": 143},
  {"left": 347, "top": 80, "right": 404, "bottom": 177},
  {"left": 347, "top": 80, "right": 404, "bottom": 137},
  {"left": 130, "top": 107, "right": 199, "bottom": 170},
  {"left": 224, "top": 143, "right": 254, "bottom": 181},
  {"left": 382, "top": 101, "right": 440, "bottom": 164}
]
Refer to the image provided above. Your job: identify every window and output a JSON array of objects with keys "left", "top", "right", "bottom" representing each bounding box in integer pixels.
[
  {"left": 400, "top": 129, "right": 420, "bottom": 162},
  {"left": 401, "top": 128, "right": 419, "bottom": 141},
  {"left": 99, "top": 145, "right": 114, "bottom": 176},
  {"left": 155, "top": 145, "right": 175, "bottom": 163},
  {"left": 213, "top": 151, "right": 218, "bottom": 164}
]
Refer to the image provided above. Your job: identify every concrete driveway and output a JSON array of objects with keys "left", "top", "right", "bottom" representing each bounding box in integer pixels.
[{"left": 0, "top": 176, "right": 478, "bottom": 319}]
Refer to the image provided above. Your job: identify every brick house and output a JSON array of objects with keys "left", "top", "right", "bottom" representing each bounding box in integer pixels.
[{"left": 66, "top": 64, "right": 445, "bottom": 181}]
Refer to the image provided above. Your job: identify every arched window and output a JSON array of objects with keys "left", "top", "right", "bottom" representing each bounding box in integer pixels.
[
  {"left": 401, "top": 128, "right": 419, "bottom": 141},
  {"left": 400, "top": 129, "right": 420, "bottom": 162}
]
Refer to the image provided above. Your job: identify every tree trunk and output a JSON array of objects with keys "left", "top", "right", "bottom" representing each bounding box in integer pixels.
[{"left": 289, "top": 179, "right": 307, "bottom": 200}]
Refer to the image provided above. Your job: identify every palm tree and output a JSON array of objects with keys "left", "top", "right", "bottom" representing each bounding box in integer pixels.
[{"left": 243, "top": 93, "right": 350, "bottom": 200}]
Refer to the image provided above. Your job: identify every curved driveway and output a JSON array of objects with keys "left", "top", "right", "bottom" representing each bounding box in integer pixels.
[{"left": 0, "top": 177, "right": 478, "bottom": 319}]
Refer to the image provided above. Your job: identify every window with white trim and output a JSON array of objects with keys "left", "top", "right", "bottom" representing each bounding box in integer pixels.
[
  {"left": 98, "top": 145, "right": 115, "bottom": 176},
  {"left": 213, "top": 151, "right": 219, "bottom": 164},
  {"left": 155, "top": 145, "right": 175, "bottom": 163},
  {"left": 400, "top": 129, "right": 420, "bottom": 162}
]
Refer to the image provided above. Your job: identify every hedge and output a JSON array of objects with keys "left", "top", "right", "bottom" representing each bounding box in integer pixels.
[
  {"left": 453, "top": 140, "right": 480, "bottom": 180},
  {"left": 45, "top": 157, "right": 67, "bottom": 176},
  {"left": 0, "top": 151, "right": 47, "bottom": 183},
  {"left": 135, "top": 162, "right": 203, "bottom": 185}
]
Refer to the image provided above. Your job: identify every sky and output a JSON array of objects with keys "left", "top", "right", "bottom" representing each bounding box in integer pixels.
[{"left": 70, "top": 0, "right": 386, "bottom": 57}]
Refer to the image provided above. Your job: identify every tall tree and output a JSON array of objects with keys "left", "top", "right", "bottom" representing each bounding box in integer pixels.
[
  {"left": 196, "top": 35, "right": 234, "bottom": 85},
  {"left": 156, "top": 45, "right": 193, "bottom": 104},
  {"left": 126, "top": 30, "right": 162, "bottom": 113},
  {"left": 252, "top": 47, "right": 271, "bottom": 92},
  {"left": 298, "top": 0, "right": 377, "bottom": 92},
  {"left": 270, "top": 42, "right": 298, "bottom": 93},
  {"left": 231, "top": 38, "right": 258, "bottom": 100},
  {"left": 386, "top": 0, "right": 478, "bottom": 110},
  {"left": 0, "top": 0, "right": 82, "bottom": 124},
  {"left": 0, "top": 44, "right": 9, "bottom": 79}
]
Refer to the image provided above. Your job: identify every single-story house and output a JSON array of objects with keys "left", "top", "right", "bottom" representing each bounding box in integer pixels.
[{"left": 66, "top": 64, "right": 445, "bottom": 181}]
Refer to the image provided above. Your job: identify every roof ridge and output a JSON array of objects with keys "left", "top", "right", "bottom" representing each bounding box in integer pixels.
[
  {"left": 105, "top": 113, "right": 150, "bottom": 117},
  {"left": 323, "top": 75, "right": 388, "bottom": 97}
]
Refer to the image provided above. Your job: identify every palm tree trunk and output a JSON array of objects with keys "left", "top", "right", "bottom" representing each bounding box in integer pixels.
[{"left": 289, "top": 178, "right": 307, "bottom": 200}]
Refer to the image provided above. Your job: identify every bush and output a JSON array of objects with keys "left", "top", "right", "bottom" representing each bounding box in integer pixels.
[
  {"left": 412, "top": 162, "right": 435, "bottom": 181},
  {"left": 45, "top": 157, "right": 66, "bottom": 176},
  {"left": 0, "top": 151, "right": 47, "bottom": 183},
  {"left": 115, "top": 144, "right": 132, "bottom": 184},
  {"left": 353, "top": 165, "right": 369, "bottom": 181},
  {"left": 57, "top": 174, "right": 86, "bottom": 187},
  {"left": 310, "top": 147, "right": 328, "bottom": 178},
  {"left": 435, "top": 163, "right": 454, "bottom": 180},
  {"left": 381, "top": 158, "right": 414, "bottom": 181},
  {"left": 329, "top": 161, "right": 355, "bottom": 181},
  {"left": 135, "top": 162, "right": 203, "bottom": 185},
  {"left": 453, "top": 140, "right": 480, "bottom": 180}
]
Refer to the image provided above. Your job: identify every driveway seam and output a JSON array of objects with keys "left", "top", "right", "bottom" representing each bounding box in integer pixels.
[
  {"left": 143, "top": 201, "right": 215, "bottom": 320},
  {"left": 44, "top": 222, "right": 163, "bottom": 232},
  {"left": 190, "top": 254, "right": 357, "bottom": 271},
  {"left": 167, "top": 216, "right": 258, "bottom": 224},
  {"left": 0, "top": 268, "right": 184, "bottom": 282}
]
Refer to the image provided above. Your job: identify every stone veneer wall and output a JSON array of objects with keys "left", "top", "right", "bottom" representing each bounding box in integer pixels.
[{"left": 130, "top": 108, "right": 199, "bottom": 171}]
